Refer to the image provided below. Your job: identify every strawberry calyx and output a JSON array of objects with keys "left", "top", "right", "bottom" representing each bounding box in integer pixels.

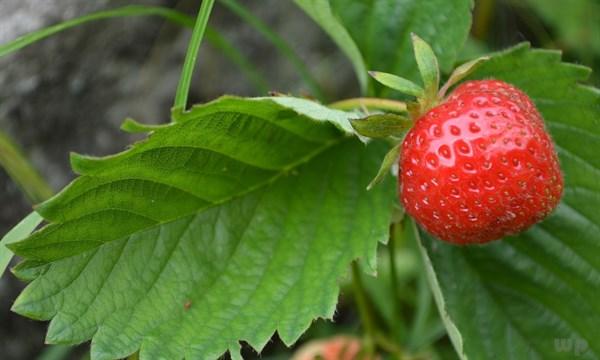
[{"left": 350, "top": 34, "right": 489, "bottom": 189}]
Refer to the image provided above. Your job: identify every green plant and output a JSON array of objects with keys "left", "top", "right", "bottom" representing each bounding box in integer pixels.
[{"left": 1, "top": 1, "right": 599, "bottom": 359}]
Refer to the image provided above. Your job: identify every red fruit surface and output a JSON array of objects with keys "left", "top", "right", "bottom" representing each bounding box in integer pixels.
[
  {"left": 399, "top": 80, "right": 563, "bottom": 244},
  {"left": 292, "top": 336, "right": 377, "bottom": 360}
]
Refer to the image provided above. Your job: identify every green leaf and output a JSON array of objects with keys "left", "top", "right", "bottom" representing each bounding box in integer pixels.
[
  {"left": 522, "top": 0, "right": 600, "bottom": 58},
  {"left": 367, "top": 142, "right": 401, "bottom": 191},
  {"left": 294, "top": 0, "right": 368, "bottom": 94},
  {"left": 0, "top": 212, "right": 43, "bottom": 277},
  {"left": 350, "top": 114, "right": 412, "bottom": 139},
  {"left": 411, "top": 33, "right": 440, "bottom": 99},
  {"left": 420, "top": 44, "right": 600, "bottom": 359},
  {"left": 301, "top": 0, "right": 473, "bottom": 94},
  {"left": 10, "top": 96, "right": 395, "bottom": 360},
  {"left": 255, "top": 96, "right": 362, "bottom": 134},
  {"left": 368, "top": 71, "right": 424, "bottom": 97}
]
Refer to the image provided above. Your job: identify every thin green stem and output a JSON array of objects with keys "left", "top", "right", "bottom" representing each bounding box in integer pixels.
[
  {"left": 351, "top": 261, "right": 376, "bottom": 356},
  {"left": 0, "top": 130, "right": 53, "bottom": 204},
  {"left": 219, "top": 0, "right": 326, "bottom": 101},
  {"left": 173, "top": 0, "right": 216, "bottom": 112},
  {"left": 329, "top": 97, "right": 407, "bottom": 113}
]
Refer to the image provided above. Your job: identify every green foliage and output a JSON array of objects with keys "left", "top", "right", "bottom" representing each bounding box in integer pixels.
[
  {"left": 523, "top": 0, "right": 600, "bottom": 58},
  {"left": 420, "top": 43, "right": 600, "bottom": 359},
  {"left": 4, "top": 1, "right": 600, "bottom": 359},
  {"left": 10, "top": 97, "right": 395, "bottom": 359},
  {"left": 297, "top": 0, "right": 473, "bottom": 95},
  {"left": 0, "top": 212, "right": 43, "bottom": 277}
]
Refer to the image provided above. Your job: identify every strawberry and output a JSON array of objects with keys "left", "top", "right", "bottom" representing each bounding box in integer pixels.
[
  {"left": 361, "top": 35, "right": 564, "bottom": 244},
  {"left": 399, "top": 79, "right": 563, "bottom": 244}
]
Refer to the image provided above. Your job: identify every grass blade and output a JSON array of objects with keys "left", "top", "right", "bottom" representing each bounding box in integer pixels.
[
  {"left": 173, "top": 0, "right": 216, "bottom": 112},
  {"left": 0, "top": 130, "right": 53, "bottom": 203},
  {"left": 0, "top": 6, "right": 195, "bottom": 58},
  {"left": 0, "top": 5, "right": 268, "bottom": 94}
]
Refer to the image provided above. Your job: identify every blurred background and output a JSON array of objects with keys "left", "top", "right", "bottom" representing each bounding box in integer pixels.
[{"left": 0, "top": 0, "right": 598, "bottom": 359}]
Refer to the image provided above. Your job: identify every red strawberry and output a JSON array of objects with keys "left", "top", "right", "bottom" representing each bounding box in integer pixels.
[{"left": 399, "top": 79, "right": 563, "bottom": 244}]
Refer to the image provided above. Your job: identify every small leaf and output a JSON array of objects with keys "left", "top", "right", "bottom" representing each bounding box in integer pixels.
[
  {"left": 0, "top": 212, "right": 43, "bottom": 277},
  {"left": 350, "top": 114, "right": 412, "bottom": 138},
  {"left": 411, "top": 33, "right": 440, "bottom": 98},
  {"left": 367, "top": 142, "right": 401, "bottom": 190},
  {"left": 439, "top": 56, "right": 490, "bottom": 97},
  {"left": 368, "top": 71, "right": 424, "bottom": 97}
]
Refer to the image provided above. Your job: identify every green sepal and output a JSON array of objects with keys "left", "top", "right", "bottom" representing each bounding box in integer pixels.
[
  {"left": 368, "top": 71, "right": 424, "bottom": 97},
  {"left": 439, "top": 56, "right": 490, "bottom": 97},
  {"left": 411, "top": 33, "right": 440, "bottom": 100},
  {"left": 367, "top": 142, "right": 401, "bottom": 190},
  {"left": 406, "top": 101, "right": 422, "bottom": 119},
  {"left": 350, "top": 114, "right": 412, "bottom": 139}
]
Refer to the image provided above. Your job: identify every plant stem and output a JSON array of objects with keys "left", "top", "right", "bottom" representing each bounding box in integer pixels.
[
  {"left": 351, "top": 261, "right": 376, "bottom": 355},
  {"left": 0, "top": 130, "right": 53, "bottom": 204},
  {"left": 173, "top": 0, "right": 216, "bottom": 113},
  {"left": 329, "top": 97, "right": 407, "bottom": 113}
]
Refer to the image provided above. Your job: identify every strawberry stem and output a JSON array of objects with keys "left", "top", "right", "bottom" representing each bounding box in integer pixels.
[{"left": 329, "top": 97, "right": 407, "bottom": 113}]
